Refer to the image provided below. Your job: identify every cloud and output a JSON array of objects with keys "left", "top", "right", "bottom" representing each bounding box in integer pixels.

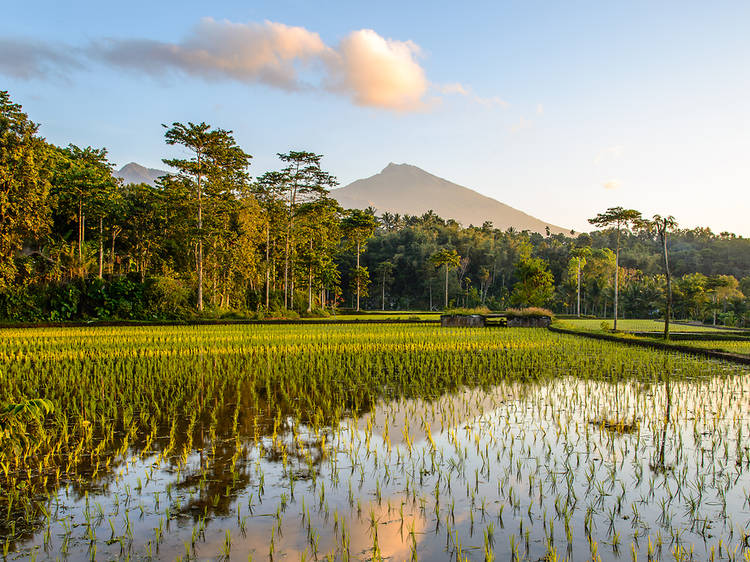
[
  {"left": 438, "top": 82, "right": 508, "bottom": 108},
  {"left": 438, "top": 82, "right": 469, "bottom": 96},
  {"left": 93, "top": 19, "right": 329, "bottom": 91},
  {"left": 325, "top": 29, "right": 429, "bottom": 111},
  {"left": 0, "top": 19, "right": 506, "bottom": 113},
  {"left": 603, "top": 179, "right": 621, "bottom": 190},
  {"left": 536, "top": 103, "right": 544, "bottom": 115},
  {"left": 0, "top": 38, "right": 83, "bottom": 79}
]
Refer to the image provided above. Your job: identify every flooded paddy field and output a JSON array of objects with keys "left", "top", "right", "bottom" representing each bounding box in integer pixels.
[{"left": 2, "top": 325, "right": 750, "bottom": 561}]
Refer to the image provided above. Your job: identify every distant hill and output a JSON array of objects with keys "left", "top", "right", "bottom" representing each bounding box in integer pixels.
[
  {"left": 114, "top": 162, "right": 167, "bottom": 186},
  {"left": 332, "top": 163, "right": 568, "bottom": 234}
]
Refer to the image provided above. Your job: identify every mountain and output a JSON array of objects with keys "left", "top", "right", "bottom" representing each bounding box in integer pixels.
[
  {"left": 114, "top": 162, "right": 167, "bottom": 186},
  {"left": 332, "top": 163, "right": 568, "bottom": 234}
]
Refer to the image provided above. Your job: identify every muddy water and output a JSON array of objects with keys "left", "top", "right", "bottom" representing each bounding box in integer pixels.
[{"left": 11, "top": 374, "right": 750, "bottom": 561}]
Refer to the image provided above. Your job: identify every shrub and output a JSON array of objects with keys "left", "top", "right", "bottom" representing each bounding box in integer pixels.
[
  {"left": 505, "top": 307, "right": 554, "bottom": 319},
  {"left": 144, "top": 276, "right": 191, "bottom": 318},
  {"left": 444, "top": 306, "right": 492, "bottom": 316}
]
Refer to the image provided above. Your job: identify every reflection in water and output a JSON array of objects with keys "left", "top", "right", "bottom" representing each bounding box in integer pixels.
[{"left": 9, "top": 373, "right": 750, "bottom": 560}]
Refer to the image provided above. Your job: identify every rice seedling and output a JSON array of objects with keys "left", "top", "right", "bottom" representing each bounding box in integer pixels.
[{"left": 1, "top": 323, "right": 750, "bottom": 559}]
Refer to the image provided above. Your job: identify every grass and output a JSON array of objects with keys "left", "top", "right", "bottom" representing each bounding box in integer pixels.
[{"left": 556, "top": 318, "right": 736, "bottom": 333}]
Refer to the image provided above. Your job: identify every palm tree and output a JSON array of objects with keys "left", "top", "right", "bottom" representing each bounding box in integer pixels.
[{"left": 430, "top": 248, "right": 461, "bottom": 309}]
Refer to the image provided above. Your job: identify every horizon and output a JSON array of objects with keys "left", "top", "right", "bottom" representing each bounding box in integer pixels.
[{"left": 2, "top": 1, "right": 749, "bottom": 235}]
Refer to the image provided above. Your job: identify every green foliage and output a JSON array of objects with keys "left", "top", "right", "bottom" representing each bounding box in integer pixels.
[
  {"left": 144, "top": 275, "right": 191, "bottom": 318},
  {"left": 444, "top": 306, "right": 492, "bottom": 315},
  {"left": 510, "top": 257, "right": 555, "bottom": 307},
  {"left": 0, "top": 397, "right": 54, "bottom": 456},
  {"left": 0, "top": 91, "right": 54, "bottom": 288},
  {"left": 504, "top": 307, "right": 553, "bottom": 318},
  {"left": 2, "top": 90, "right": 750, "bottom": 324}
]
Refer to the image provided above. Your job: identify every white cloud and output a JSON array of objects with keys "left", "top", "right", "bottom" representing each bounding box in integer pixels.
[
  {"left": 438, "top": 82, "right": 470, "bottom": 96},
  {"left": 536, "top": 103, "right": 544, "bottom": 115},
  {"left": 326, "top": 29, "right": 429, "bottom": 111},
  {"left": 93, "top": 19, "right": 430, "bottom": 111},
  {"left": 3, "top": 19, "right": 507, "bottom": 113},
  {"left": 603, "top": 179, "right": 621, "bottom": 190},
  {"left": 438, "top": 82, "right": 508, "bottom": 108}
]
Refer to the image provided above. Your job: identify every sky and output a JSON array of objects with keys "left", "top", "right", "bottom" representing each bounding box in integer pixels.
[{"left": 1, "top": 1, "right": 749, "bottom": 236}]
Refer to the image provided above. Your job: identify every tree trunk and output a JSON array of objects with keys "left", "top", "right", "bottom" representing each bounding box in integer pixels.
[
  {"left": 356, "top": 240, "right": 361, "bottom": 312},
  {"left": 307, "top": 238, "right": 313, "bottom": 313},
  {"left": 78, "top": 200, "right": 83, "bottom": 266},
  {"left": 284, "top": 225, "right": 289, "bottom": 309},
  {"left": 662, "top": 228, "right": 672, "bottom": 340},
  {"left": 211, "top": 241, "right": 218, "bottom": 308},
  {"left": 444, "top": 264, "right": 449, "bottom": 308},
  {"left": 265, "top": 221, "right": 270, "bottom": 310},
  {"left": 576, "top": 258, "right": 581, "bottom": 317},
  {"left": 614, "top": 227, "right": 620, "bottom": 330},
  {"left": 382, "top": 269, "right": 385, "bottom": 311},
  {"left": 196, "top": 160, "right": 204, "bottom": 312},
  {"left": 110, "top": 230, "right": 116, "bottom": 277},
  {"left": 98, "top": 217, "right": 103, "bottom": 279}
]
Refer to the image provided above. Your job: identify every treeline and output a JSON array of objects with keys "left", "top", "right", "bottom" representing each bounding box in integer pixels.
[{"left": 2, "top": 90, "right": 750, "bottom": 325}]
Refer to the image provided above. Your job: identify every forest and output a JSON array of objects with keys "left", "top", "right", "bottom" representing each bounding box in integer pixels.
[{"left": 3, "top": 90, "right": 750, "bottom": 325}]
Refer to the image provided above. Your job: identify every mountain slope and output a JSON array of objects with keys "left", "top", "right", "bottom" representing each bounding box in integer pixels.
[
  {"left": 115, "top": 162, "right": 167, "bottom": 186},
  {"left": 332, "top": 163, "right": 568, "bottom": 234}
]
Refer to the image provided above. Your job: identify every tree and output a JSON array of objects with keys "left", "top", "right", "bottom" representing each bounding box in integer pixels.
[
  {"left": 342, "top": 209, "right": 378, "bottom": 311},
  {"left": 162, "top": 122, "right": 252, "bottom": 311},
  {"left": 510, "top": 257, "right": 555, "bottom": 307},
  {"left": 297, "top": 197, "right": 342, "bottom": 312},
  {"left": 375, "top": 261, "right": 395, "bottom": 310},
  {"left": 637, "top": 215, "right": 678, "bottom": 338},
  {"left": 52, "top": 145, "right": 118, "bottom": 279},
  {"left": 430, "top": 248, "right": 461, "bottom": 309},
  {"left": 263, "top": 152, "right": 337, "bottom": 309},
  {"left": 569, "top": 246, "right": 591, "bottom": 317},
  {"left": 0, "top": 91, "right": 53, "bottom": 288},
  {"left": 588, "top": 207, "right": 642, "bottom": 329}
]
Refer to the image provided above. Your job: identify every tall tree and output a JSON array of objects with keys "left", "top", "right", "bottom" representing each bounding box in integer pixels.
[
  {"left": 569, "top": 246, "right": 591, "bottom": 317},
  {"left": 342, "top": 209, "right": 378, "bottom": 311},
  {"left": 588, "top": 207, "right": 642, "bottom": 329},
  {"left": 430, "top": 248, "right": 461, "bottom": 309},
  {"left": 510, "top": 257, "right": 555, "bottom": 307},
  {"left": 264, "top": 151, "right": 337, "bottom": 309},
  {"left": 162, "top": 122, "right": 251, "bottom": 311},
  {"left": 0, "top": 91, "right": 53, "bottom": 288},
  {"left": 638, "top": 215, "right": 678, "bottom": 338},
  {"left": 51, "top": 145, "right": 117, "bottom": 278},
  {"left": 375, "top": 261, "right": 395, "bottom": 310}
]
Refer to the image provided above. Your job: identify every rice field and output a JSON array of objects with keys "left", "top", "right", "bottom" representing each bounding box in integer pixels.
[
  {"left": 557, "top": 319, "right": 738, "bottom": 334},
  {"left": 673, "top": 339, "right": 750, "bottom": 357},
  {"left": 2, "top": 324, "right": 750, "bottom": 561}
]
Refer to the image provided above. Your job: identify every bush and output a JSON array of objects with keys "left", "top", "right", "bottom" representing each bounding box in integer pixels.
[
  {"left": 505, "top": 307, "right": 554, "bottom": 319},
  {"left": 144, "top": 276, "right": 191, "bottom": 318},
  {"left": 300, "top": 307, "right": 330, "bottom": 318},
  {"left": 444, "top": 306, "right": 492, "bottom": 316},
  {"left": 47, "top": 282, "right": 82, "bottom": 320}
]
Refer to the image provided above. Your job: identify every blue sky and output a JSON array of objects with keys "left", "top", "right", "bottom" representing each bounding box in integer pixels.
[{"left": 2, "top": 1, "right": 749, "bottom": 235}]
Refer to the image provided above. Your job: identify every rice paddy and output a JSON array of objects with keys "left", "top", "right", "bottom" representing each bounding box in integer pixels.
[
  {"left": 557, "top": 319, "right": 736, "bottom": 334},
  {"left": 2, "top": 324, "right": 750, "bottom": 561}
]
